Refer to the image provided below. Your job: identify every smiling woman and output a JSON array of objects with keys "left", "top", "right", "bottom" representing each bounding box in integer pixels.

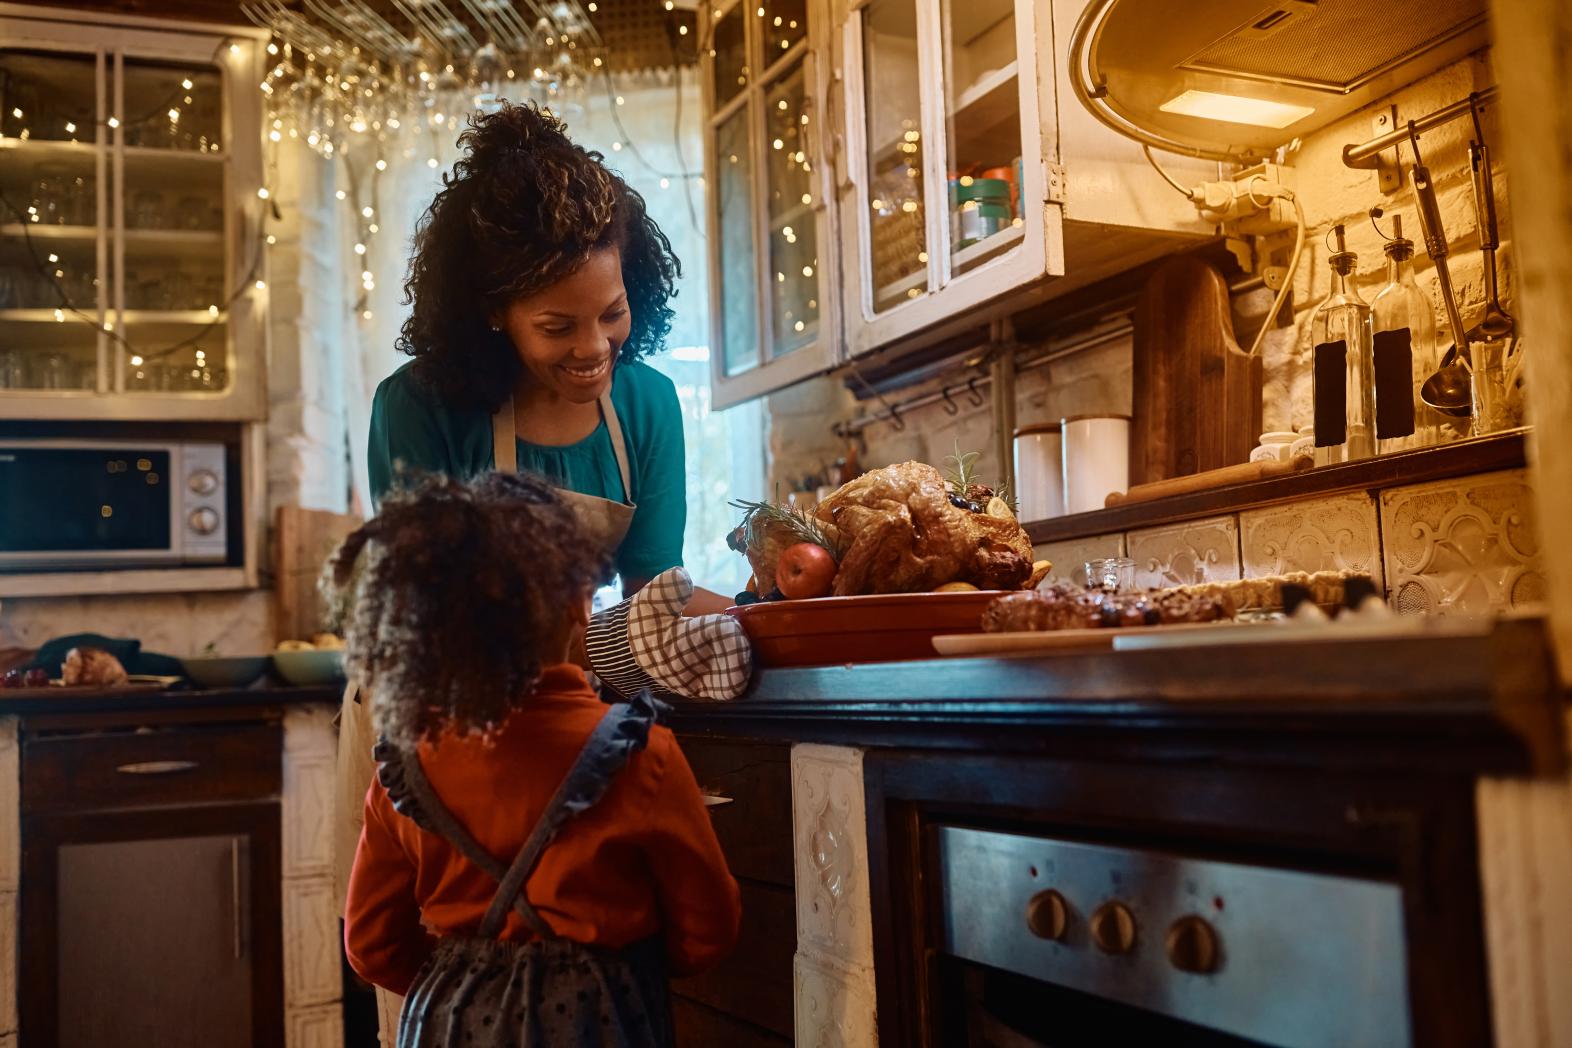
[{"left": 367, "top": 102, "right": 688, "bottom": 592}]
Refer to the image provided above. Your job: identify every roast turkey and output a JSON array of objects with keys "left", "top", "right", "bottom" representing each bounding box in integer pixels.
[{"left": 811, "top": 462, "right": 1034, "bottom": 595}]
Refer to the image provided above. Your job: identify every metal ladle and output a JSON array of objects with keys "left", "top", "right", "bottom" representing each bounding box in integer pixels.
[{"left": 1407, "top": 126, "right": 1474, "bottom": 416}]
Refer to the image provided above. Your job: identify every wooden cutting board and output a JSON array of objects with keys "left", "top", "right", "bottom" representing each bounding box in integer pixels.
[
  {"left": 1130, "top": 255, "right": 1262, "bottom": 485},
  {"left": 272, "top": 505, "right": 363, "bottom": 644}
]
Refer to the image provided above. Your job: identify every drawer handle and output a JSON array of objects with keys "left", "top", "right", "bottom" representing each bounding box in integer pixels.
[
  {"left": 702, "top": 792, "right": 734, "bottom": 808},
  {"left": 115, "top": 760, "right": 200, "bottom": 775}
]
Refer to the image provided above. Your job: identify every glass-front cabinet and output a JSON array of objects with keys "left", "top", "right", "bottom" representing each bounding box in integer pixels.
[
  {"left": 702, "top": 0, "right": 840, "bottom": 410},
  {"left": 842, "top": 0, "right": 1051, "bottom": 355},
  {"left": 0, "top": 14, "right": 266, "bottom": 421}
]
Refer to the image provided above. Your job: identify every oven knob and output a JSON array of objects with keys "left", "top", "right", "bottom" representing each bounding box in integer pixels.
[
  {"left": 1025, "top": 890, "right": 1069, "bottom": 941},
  {"left": 188, "top": 469, "right": 219, "bottom": 496},
  {"left": 188, "top": 507, "right": 220, "bottom": 535},
  {"left": 1090, "top": 901, "right": 1137, "bottom": 954},
  {"left": 1166, "top": 915, "right": 1220, "bottom": 974}
]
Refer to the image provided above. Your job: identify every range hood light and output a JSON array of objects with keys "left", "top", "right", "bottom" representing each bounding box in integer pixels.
[{"left": 1158, "top": 89, "right": 1315, "bottom": 129}]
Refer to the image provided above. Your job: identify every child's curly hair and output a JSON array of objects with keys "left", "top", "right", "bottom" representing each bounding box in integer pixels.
[
  {"left": 398, "top": 101, "right": 680, "bottom": 413},
  {"left": 327, "top": 471, "right": 610, "bottom": 747}
]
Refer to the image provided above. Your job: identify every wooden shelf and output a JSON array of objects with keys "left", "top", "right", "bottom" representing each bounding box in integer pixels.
[
  {"left": 122, "top": 309, "right": 225, "bottom": 324},
  {"left": 0, "top": 223, "right": 95, "bottom": 242},
  {"left": 1024, "top": 428, "right": 1531, "bottom": 546},
  {"left": 953, "top": 222, "right": 1024, "bottom": 269},
  {"left": 0, "top": 308, "right": 92, "bottom": 322},
  {"left": 0, "top": 137, "right": 96, "bottom": 161},
  {"left": 952, "top": 60, "right": 1017, "bottom": 119}
]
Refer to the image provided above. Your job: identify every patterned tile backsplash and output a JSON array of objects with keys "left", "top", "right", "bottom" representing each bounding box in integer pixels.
[
  {"left": 1042, "top": 467, "right": 1543, "bottom": 610},
  {"left": 1240, "top": 493, "right": 1384, "bottom": 587},
  {"left": 1380, "top": 469, "right": 1544, "bottom": 615},
  {"left": 1126, "top": 515, "right": 1242, "bottom": 589}
]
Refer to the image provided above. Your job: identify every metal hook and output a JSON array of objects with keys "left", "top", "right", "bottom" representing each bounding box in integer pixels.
[
  {"left": 965, "top": 377, "right": 985, "bottom": 407},
  {"left": 1406, "top": 119, "right": 1425, "bottom": 167},
  {"left": 887, "top": 402, "right": 905, "bottom": 431},
  {"left": 940, "top": 387, "right": 960, "bottom": 416},
  {"left": 1468, "top": 91, "right": 1485, "bottom": 147}
]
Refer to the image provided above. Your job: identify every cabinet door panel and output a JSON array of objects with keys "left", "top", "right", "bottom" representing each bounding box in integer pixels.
[
  {"left": 58, "top": 834, "right": 252, "bottom": 1047},
  {"left": 20, "top": 801, "right": 284, "bottom": 1048}
]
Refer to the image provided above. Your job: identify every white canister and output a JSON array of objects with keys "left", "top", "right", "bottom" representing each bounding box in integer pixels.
[
  {"left": 1013, "top": 423, "right": 1064, "bottom": 522},
  {"left": 1061, "top": 414, "right": 1130, "bottom": 514}
]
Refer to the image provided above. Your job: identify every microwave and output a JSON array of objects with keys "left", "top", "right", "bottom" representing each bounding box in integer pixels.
[{"left": 0, "top": 439, "right": 230, "bottom": 572}]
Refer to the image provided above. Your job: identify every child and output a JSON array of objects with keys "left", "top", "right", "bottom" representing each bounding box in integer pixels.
[{"left": 337, "top": 471, "right": 741, "bottom": 1046}]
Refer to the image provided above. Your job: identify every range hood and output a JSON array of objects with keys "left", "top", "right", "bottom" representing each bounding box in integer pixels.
[{"left": 1068, "top": 0, "right": 1490, "bottom": 161}]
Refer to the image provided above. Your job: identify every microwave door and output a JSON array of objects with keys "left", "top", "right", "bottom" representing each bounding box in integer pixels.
[{"left": 0, "top": 446, "right": 184, "bottom": 571}]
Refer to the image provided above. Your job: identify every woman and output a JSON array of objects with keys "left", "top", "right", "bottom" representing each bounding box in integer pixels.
[{"left": 337, "top": 102, "right": 746, "bottom": 1044}]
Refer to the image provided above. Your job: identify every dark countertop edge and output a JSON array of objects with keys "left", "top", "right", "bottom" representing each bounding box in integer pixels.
[
  {"left": 1025, "top": 429, "right": 1529, "bottom": 545},
  {"left": 667, "top": 619, "right": 1567, "bottom": 774},
  {"left": 0, "top": 683, "right": 343, "bottom": 716}
]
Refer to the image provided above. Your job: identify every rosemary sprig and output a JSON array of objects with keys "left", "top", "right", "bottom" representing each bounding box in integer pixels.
[
  {"left": 943, "top": 442, "right": 982, "bottom": 496},
  {"left": 729, "top": 497, "right": 841, "bottom": 559}
]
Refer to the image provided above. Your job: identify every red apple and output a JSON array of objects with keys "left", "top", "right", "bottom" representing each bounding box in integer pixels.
[{"left": 776, "top": 542, "right": 837, "bottom": 599}]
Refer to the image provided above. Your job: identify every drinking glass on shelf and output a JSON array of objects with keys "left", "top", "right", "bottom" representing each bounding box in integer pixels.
[
  {"left": 0, "top": 266, "right": 18, "bottom": 309},
  {"left": 1085, "top": 557, "right": 1136, "bottom": 594},
  {"left": 40, "top": 353, "right": 74, "bottom": 390},
  {"left": 0, "top": 349, "right": 25, "bottom": 389},
  {"left": 130, "top": 188, "right": 166, "bottom": 229},
  {"left": 30, "top": 163, "right": 69, "bottom": 224},
  {"left": 59, "top": 173, "right": 92, "bottom": 225},
  {"left": 177, "top": 196, "right": 208, "bottom": 231}
]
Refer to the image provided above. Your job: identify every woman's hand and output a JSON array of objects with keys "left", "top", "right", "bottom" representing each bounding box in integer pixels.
[{"left": 623, "top": 577, "right": 735, "bottom": 617}]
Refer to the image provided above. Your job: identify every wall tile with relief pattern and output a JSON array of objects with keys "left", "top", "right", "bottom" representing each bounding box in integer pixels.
[
  {"left": 1240, "top": 493, "right": 1383, "bottom": 586},
  {"left": 1379, "top": 469, "right": 1543, "bottom": 614},
  {"left": 791, "top": 744, "right": 873, "bottom": 970},
  {"left": 1126, "top": 515, "right": 1242, "bottom": 590},
  {"left": 795, "top": 950, "right": 879, "bottom": 1048},
  {"left": 283, "top": 874, "right": 341, "bottom": 1009},
  {"left": 287, "top": 1002, "right": 346, "bottom": 1048}
]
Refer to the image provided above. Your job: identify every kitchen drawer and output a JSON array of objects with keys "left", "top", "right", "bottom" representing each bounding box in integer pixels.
[
  {"left": 676, "top": 736, "right": 793, "bottom": 889},
  {"left": 672, "top": 879, "right": 795, "bottom": 1038},
  {"left": 672, "top": 994, "right": 790, "bottom": 1047},
  {"left": 22, "top": 723, "right": 282, "bottom": 814}
]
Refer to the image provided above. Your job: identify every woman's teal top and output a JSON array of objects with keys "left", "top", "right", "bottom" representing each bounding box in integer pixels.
[{"left": 368, "top": 360, "right": 686, "bottom": 582}]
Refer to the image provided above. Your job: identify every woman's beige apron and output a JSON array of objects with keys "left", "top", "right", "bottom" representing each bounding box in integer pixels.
[{"left": 335, "top": 391, "right": 636, "bottom": 1042}]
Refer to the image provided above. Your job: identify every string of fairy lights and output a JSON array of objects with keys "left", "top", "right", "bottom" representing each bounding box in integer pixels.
[
  {"left": 0, "top": 38, "right": 272, "bottom": 385},
  {"left": 1, "top": 3, "right": 713, "bottom": 391}
]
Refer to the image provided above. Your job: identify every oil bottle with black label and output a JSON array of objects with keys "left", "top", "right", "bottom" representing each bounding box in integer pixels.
[
  {"left": 1369, "top": 212, "right": 1443, "bottom": 453},
  {"left": 1310, "top": 224, "right": 1375, "bottom": 466}
]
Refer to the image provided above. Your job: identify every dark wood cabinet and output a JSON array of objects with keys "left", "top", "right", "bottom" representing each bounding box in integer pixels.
[
  {"left": 672, "top": 735, "right": 795, "bottom": 1046},
  {"left": 19, "top": 719, "right": 285, "bottom": 1048}
]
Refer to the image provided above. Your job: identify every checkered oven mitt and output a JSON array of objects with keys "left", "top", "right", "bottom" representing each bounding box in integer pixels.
[{"left": 584, "top": 567, "right": 752, "bottom": 701}]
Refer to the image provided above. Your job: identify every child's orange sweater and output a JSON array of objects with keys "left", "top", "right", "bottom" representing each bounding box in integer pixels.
[{"left": 344, "top": 664, "right": 742, "bottom": 995}]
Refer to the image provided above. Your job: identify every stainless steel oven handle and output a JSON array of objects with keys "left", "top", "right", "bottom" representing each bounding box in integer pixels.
[{"left": 115, "top": 760, "right": 200, "bottom": 775}]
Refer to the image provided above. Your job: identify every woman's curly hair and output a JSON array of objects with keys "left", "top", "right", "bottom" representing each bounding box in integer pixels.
[
  {"left": 398, "top": 102, "right": 680, "bottom": 412},
  {"left": 327, "top": 470, "right": 611, "bottom": 747}
]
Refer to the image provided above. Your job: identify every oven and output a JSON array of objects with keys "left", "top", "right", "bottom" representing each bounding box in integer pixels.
[
  {"left": 864, "top": 749, "right": 1492, "bottom": 1048},
  {"left": 932, "top": 826, "right": 1410, "bottom": 1047},
  {"left": 0, "top": 438, "right": 230, "bottom": 571}
]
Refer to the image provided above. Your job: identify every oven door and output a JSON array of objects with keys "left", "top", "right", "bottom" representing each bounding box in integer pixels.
[
  {"left": 933, "top": 826, "right": 1413, "bottom": 1048},
  {"left": 0, "top": 441, "right": 206, "bottom": 571}
]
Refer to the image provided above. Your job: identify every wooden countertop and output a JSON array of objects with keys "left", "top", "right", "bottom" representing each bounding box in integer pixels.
[{"left": 668, "top": 617, "right": 1566, "bottom": 774}]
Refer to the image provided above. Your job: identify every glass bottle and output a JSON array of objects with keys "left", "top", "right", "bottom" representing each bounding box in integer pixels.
[
  {"left": 1370, "top": 216, "right": 1442, "bottom": 454},
  {"left": 1310, "top": 225, "right": 1374, "bottom": 466}
]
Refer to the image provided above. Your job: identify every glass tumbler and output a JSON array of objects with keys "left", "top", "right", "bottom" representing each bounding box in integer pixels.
[{"left": 1084, "top": 557, "right": 1136, "bottom": 594}]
